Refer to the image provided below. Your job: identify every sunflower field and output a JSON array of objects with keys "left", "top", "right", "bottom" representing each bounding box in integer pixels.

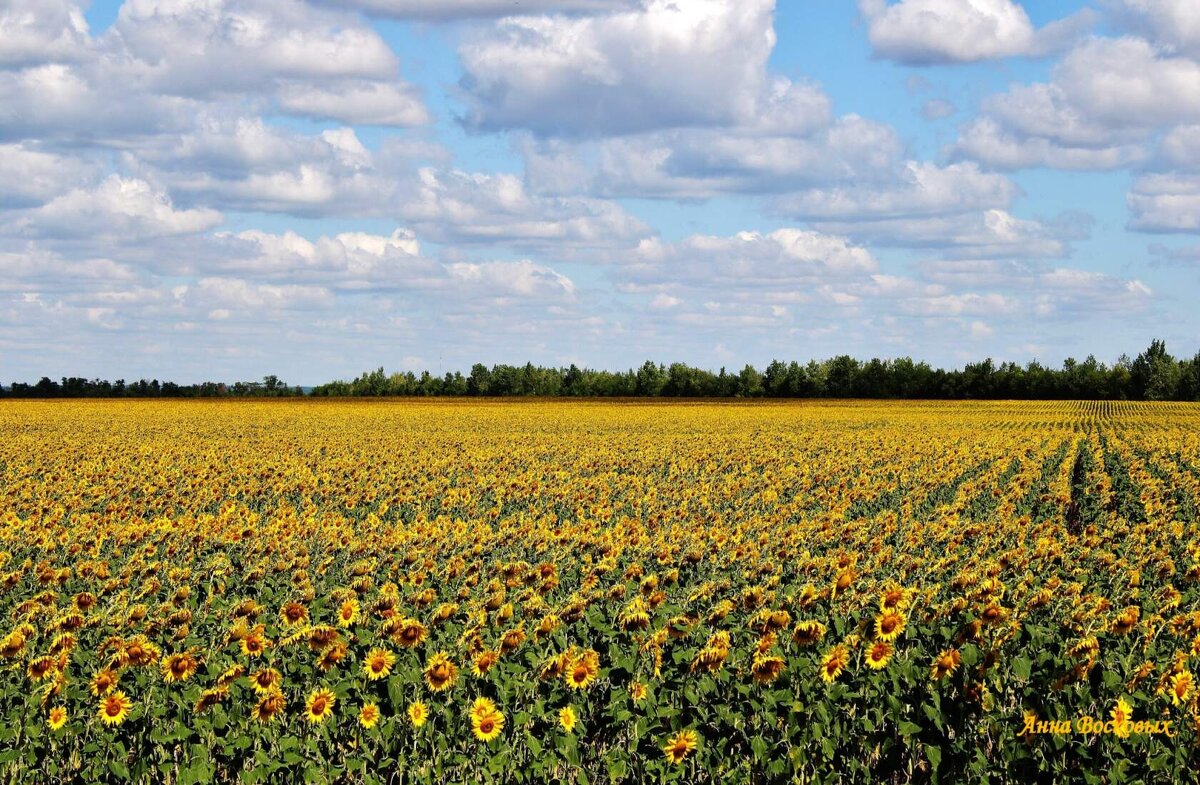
[{"left": 1, "top": 399, "right": 1199, "bottom": 783}]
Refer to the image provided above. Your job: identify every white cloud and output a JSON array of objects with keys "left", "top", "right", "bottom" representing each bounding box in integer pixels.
[
  {"left": 0, "top": 144, "right": 99, "bottom": 207},
  {"left": 276, "top": 80, "right": 427, "bottom": 126},
  {"left": 1127, "top": 173, "right": 1200, "bottom": 232},
  {"left": 952, "top": 37, "right": 1200, "bottom": 170},
  {"left": 328, "top": 0, "right": 637, "bottom": 18},
  {"left": 523, "top": 114, "right": 899, "bottom": 199},
  {"left": 1111, "top": 0, "right": 1200, "bottom": 57},
  {"left": 16, "top": 176, "right": 223, "bottom": 240},
  {"left": 459, "top": 0, "right": 777, "bottom": 136},
  {"left": 398, "top": 167, "right": 650, "bottom": 248},
  {"left": 809, "top": 209, "right": 1069, "bottom": 259},
  {"left": 446, "top": 260, "right": 576, "bottom": 298},
  {"left": 859, "top": 0, "right": 1095, "bottom": 64},
  {"left": 0, "top": 0, "right": 90, "bottom": 67},
  {"left": 776, "top": 161, "right": 1017, "bottom": 220}
]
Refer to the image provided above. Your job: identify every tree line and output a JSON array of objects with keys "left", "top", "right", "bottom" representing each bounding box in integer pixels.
[{"left": 5, "top": 341, "right": 1200, "bottom": 401}]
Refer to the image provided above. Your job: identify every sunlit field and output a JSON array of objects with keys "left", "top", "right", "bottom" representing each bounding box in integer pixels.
[{"left": 1, "top": 399, "right": 1199, "bottom": 783}]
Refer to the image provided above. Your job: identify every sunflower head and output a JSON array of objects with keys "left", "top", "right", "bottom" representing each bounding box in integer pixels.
[
  {"left": 663, "top": 729, "right": 699, "bottom": 765},
  {"left": 46, "top": 706, "right": 68, "bottom": 731},
  {"left": 305, "top": 688, "right": 336, "bottom": 724},
  {"left": 363, "top": 648, "right": 396, "bottom": 681},
  {"left": 408, "top": 701, "right": 429, "bottom": 728},
  {"left": 424, "top": 652, "right": 458, "bottom": 692},
  {"left": 470, "top": 707, "right": 505, "bottom": 742},
  {"left": 358, "top": 703, "right": 381, "bottom": 729},
  {"left": 865, "top": 641, "right": 894, "bottom": 671},
  {"left": 251, "top": 690, "right": 286, "bottom": 724},
  {"left": 99, "top": 691, "right": 132, "bottom": 726},
  {"left": 558, "top": 706, "right": 577, "bottom": 733},
  {"left": 820, "top": 645, "right": 849, "bottom": 684}
]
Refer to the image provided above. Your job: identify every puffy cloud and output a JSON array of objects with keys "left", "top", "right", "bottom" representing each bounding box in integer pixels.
[
  {"left": 618, "top": 229, "right": 878, "bottom": 295},
  {"left": 776, "top": 162, "right": 1017, "bottom": 221},
  {"left": 1127, "top": 173, "right": 1200, "bottom": 232},
  {"left": 952, "top": 117, "right": 1147, "bottom": 170},
  {"left": 14, "top": 176, "right": 223, "bottom": 240},
  {"left": 111, "top": 0, "right": 400, "bottom": 94},
  {"left": 275, "top": 80, "right": 427, "bottom": 126},
  {"left": 523, "top": 113, "right": 899, "bottom": 199},
  {"left": 1111, "top": 0, "right": 1200, "bottom": 57},
  {"left": 859, "top": 0, "right": 1095, "bottom": 64},
  {"left": 397, "top": 168, "right": 651, "bottom": 248},
  {"left": 446, "top": 260, "right": 576, "bottom": 299},
  {"left": 808, "top": 210, "right": 1070, "bottom": 259},
  {"left": 328, "top": 0, "right": 638, "bottom": 18},
  {"left": 0, "top": 0, "right": 90, "bottom": 67},
  {"left": 952, "top": 37, "right": 1200, "bottom": 170},
  {"left": 459, "top": 0, "right": 778, "bottom": 136},
  {"left": 0, "top": 144, "right": 100, "bottom": 208}
]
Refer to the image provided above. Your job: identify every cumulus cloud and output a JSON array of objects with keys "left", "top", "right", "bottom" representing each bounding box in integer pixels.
[
  {"left": 776, "top": 162, "right": 1017, "bottom": 221},
  {"left": 0, "top": 0, "right": 90, "bottom": 67},
  {"left": 327, "top": 0, "right": 638, "bottom": 18},
  {"left": 952, "top": 37, "right": 1200, "bottom": 170},
  {"left": 459, "top": 0, "right": 778, "bottom": 136},
  {"left": 14, "top": 176, "right": 223, "bottom": 240},
  {"left": 1127, "top": 173, "right": 1200, "bottom": 232},
  {"left": 808, "top": 210, "right": 1071, "bottom": 259},
  {"left": 397, "top": 167, "right": 650, "bottom": 248},
  {"left": 1110, "top": 0, "right": 1200, "bottom": 57},
  {"left": 859, "top": 0, "right": 1096, "bottom": 64}
]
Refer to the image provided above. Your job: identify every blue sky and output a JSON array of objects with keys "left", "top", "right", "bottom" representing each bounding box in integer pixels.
[{"left": 3, "top": 0, "right": 1198, "bottom": 383}]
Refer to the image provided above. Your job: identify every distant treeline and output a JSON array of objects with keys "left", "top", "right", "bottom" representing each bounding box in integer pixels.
[
  {"left": 6, "top": 341, "right": 1200, "bottom": 401},
  {"left": 1, "top": 375, "right": 300, "bottom": 399}
]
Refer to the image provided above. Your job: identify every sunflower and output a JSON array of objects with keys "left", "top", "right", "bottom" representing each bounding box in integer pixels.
[
  {"left": 393, "top": 618, "right": 428, "bottom": 648},
  {"left": 251, "top": 690, "right": 286, "bottom": 724},
  {"left": 46, "top": 706, "right": 68, "bottom": 731},
  {"left": 98, "top": 691, "right": 132, "bottom": 726},
  {"left": 217, "top": 663, "right": 246, "bottom": 688},
  {"left": 879, "top": 584, "right": 910, "bottom": 612},
  {"left": 240, "top": 629, "right": 270, "bottom": 658},
  {"left": 363, "top": 648, "right": 396, "bottom": 681},
  {"left": 565, "top": 649, "right": 600, "bottom": 690},
  {"left": 358, "top": 703, "right": 381, "bottom": 730},
  {"left": 1110, "top": 697, "right": 1132, "bottom": 737},
  {"left": 408, "top": 701, "right": 429, "bottom": 728},
  {"left": 820, "top": 644, "right": 849, "bottom": 683},
  {"left": 318, "top": 641, "right": 349, "bottom": 672},
  {"left": 751, "top": 654, "right": 786, "bottom": 684},
  {"left": 194, "top": 688, "right": 229, "bottom": 714},
  {"left": 663, "top": 729, "right": 699, "bottom": 765},
  {"left": 337, "top": 599, "right": 360, "bottom": 628},
  {"left": 1170, "top": 670, "right": 1193, "bottom": 706},
  {"left": 279, "top": 601, "right": 309, "bottom": 628},
  {"left": 559, "top": 706, "right": 577, "bottom": 733},
  {"left": 930, "top": 648, "right": 962, "bottom": 680},
  {"left": 865, "top": 641, "right": 894, "bottom": 670},
  {"left": 250, "top": 667, "right": 282, "bottom": 694},
  {"left": 470, "top": 707, "right": 505, "bottom": 742},
  {"left": 630, "top": 681, "right": 648, "bottom": 702},
  {"left": 423, "top": 652, "right": 458, "bottom": 692},
  {"left": 161, "top": 653, "right": 199, "bottom": 683},
  {"left": 473, "top": 649, "right": 500, "bottom": 677},
  {"left": 27, "top": 656, "right": 58, "bottom": 682},
  {"left": 792, "top": 620, "right": 827, "bottom": 648},
  {"left": 466, "top": 696, "right": 494, "bottom": 720},
  {"left": 874, "top": 611, "right": 906, "bottom": 642},
  {"left": 305, "top": 688, "right": 336, "bottom": 724}
]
